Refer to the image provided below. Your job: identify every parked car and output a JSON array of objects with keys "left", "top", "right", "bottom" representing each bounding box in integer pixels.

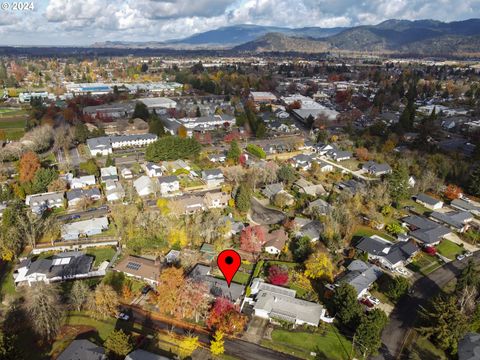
[
  {"left": 396, "top": 267, "right": 409, "bottom": 276},
  {"left": 465, "top": 251, "right": 473, "bottom": 258},
  {"left": 423, "top": 246, "right": 437, "bottom": 256},
  {"left": 360, "top": 298, "right": 374, "bottom": 308},
  {"left": 367, "top": 296, "right": 380, "bottom": 306},
  {"left": 141, "top": 285, "right": 152, "bottom": 295},
  {"left": 117, "top": 310, "right": 130, "bottom": 321},
  {"left": 457, "top": 254, "right": 466, "bottom": 261}
]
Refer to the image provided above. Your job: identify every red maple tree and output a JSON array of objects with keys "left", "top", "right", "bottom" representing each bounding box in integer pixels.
[
  {"left": 207, "top": 297, "right": 247, "bottom": 336},
  {"left": 268, "top": 265, "right": 289, "bottom": 286}
]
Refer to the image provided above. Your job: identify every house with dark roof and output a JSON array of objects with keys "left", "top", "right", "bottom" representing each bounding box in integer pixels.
[
  {"left": 307, "top": 198, "right": 332, "bottom": 216},
  {"left": 158, "top": 175, "right": 180, "bottom": 196},
  {"left": 14, "top": 251, "right": 97, "bottom": 286},
  {"left": 415, "top": 193, "right": 443, "bottom": 210},
  {"left": 291, "top": 154, "right": 316, "bottom": 171},
  {"left": 429, "top": 211, "right": 473, "bottom": 233},
  {"left": 361, "top": 161, "right": 392, "bottom": 176},
  {"left": 458, "top": 333, "right": 480, "bottom": 360},
  {"left": 338, "top": 179, "right": 366, "bottom": 194},
  {"left": 402, "top": 215, "right": 452, "bottom": 245},
  {"left": 326, "top": 146, "right": 352, "bottom": 162},
  {"left": 125, "top": 349, "right": 171, "bottom": 360},
  {"left": 294, "top": 178, "right": 326, "bottom": 196},
  {"left": 57, "top": 339, "right": 106, "bottom": 360},
  {"left": 66, "top": 188, "right": 102, "bottom": 208},
  {"left": 188, "top": 264, "right": 245, "bottom": 304},
  {"left": 355, "top": 236, "right": 419, "bottom": 270},
  {"left": 334, "top": 260, "right": 383, "bottom": 298},
  {"left": 450, "top": 199, "right": 480, "bottom": 217}
]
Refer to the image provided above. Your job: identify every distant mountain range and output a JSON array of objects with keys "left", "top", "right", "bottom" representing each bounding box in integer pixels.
[{"left": 92, "top": 19, "right": 480, "bottom": 55}]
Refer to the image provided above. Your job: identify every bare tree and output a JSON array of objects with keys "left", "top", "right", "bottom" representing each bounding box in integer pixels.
[
  {"left": 69, "top": 281, "right": 90, "bottom": 311},
  {"left": 24, "top": 283, "right": 63, "bottom": 340}
]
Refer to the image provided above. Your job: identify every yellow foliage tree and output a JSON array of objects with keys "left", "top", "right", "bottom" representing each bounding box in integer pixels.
[
  {"left": 88, "top": 284, "right": 119, "bottom": 319},
  {"left": 304, "top": 252, "right": 334, "bottom": 282},
  {"left": 210, "top": 330, "right": 225, "bottom": 356},
  {"left": 167, "top": 227, "right": 188, "bottom": 247},
  {"left": 156, "top": 198, "right": 171, "bottom": 215},
  {"left": 178, "top": 335, "right": 200, "bottom": 359}
]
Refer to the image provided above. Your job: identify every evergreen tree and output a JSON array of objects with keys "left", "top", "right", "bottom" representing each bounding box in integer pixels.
[
  {"left": 235, "top": 184, "right": 252, "bottom": 212},
  {"left": 468, "top": 166, "right": 480, "bottom": 197},
  {"left": 387, "top": 164, "right": 410, "bottom": 205},
  {"left": 105, "top": 154, "right": 115, "bottom": 167},
  {"left": 226, "top": 140, "right": 241, "bottom": 165},
  {"left": 355, "top": 309, "right": 388, "bottom": 358},
  {"left": 132, "top": 102, "right": 149, "bottom": 120},
  {"left": 332, "top": 283, "right": 363, "bottom": 328}
]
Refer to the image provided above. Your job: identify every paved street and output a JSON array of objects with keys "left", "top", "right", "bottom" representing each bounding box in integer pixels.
[
  {"left": 374, "top": 251, "right": 480, "bottom": 360},
  {"left": 127, "top": 307, "right": 300, "bottom": 360}
]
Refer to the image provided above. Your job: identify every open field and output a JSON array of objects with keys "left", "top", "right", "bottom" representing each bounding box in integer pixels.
[{"left": 0, "top": 107, "right": 28, "bottom": 139}]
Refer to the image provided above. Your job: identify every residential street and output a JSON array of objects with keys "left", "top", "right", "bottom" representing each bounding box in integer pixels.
[
  {"left": 126, "top": 306, "right": 300, "bottom": 360},
  {"left": 373, "top": 251, "right": 480, "bottom": 360}
]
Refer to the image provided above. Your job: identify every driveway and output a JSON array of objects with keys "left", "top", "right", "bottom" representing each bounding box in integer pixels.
[
  {"left": 243, "top": 316, "right": 269, "bottom": 344},
  {"left": 250, "top": 197, "right": 286, "bottom": 225},
  {"left": 373, "top": 251, "right": 480, "bottom": 360},
  {"left": 444, "top": 232, "right": 478, "bottom": 252}
]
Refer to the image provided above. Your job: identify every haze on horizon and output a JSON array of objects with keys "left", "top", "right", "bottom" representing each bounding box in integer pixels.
[{"left": 1, "top": 0, "right": 480, "bottom": 46}]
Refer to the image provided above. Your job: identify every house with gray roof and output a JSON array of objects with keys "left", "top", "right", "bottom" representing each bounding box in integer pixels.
[
  {"left": 14, "top": 251, "right": 96, "bottom": 286},
  {"left": 294, "top": 178, "right": 326, "bottom": 196},
  {"left": 25, "top": 191, "right": 65, "bottom": 214},
  {"left": 458, "top": 333, "right": 480, "bottom": 360},
  {"left": 134, "top": 176, "right": 156, "bottom": 197},
  {"left": 415, "top": 193, "right": 443, "bottom": 210},
  {"left": 261, "top": 183, "right": 284, "bottom": 199},
  {"left": 57, "top": 339, "right": 105, "bottom": 360},
  {"left": 362, "top": 161, "right": 392, "bottom": 176},
  {"left": 188, "top": 264, "right": 245, "bottom": 304},
  {"left": 326, "top": 146, "right": 352, "bottom": 162},
  {"left": 100, "top": 166, "right": 118, "bottom": 183},
  {"left": 291, "top": 154, "right": 316, "bottom": 170},
  {"left": 429, "top": 211, "right": 473, "bottom": 233},
  {"left": 355, "top": 236, "right": 419, "bottom": 270},
  {"left": 125, "top": 349, "right": 171, "bottom": 360},
  {"left": 334, "top": 260, "right": 383, "bottom": 298},
  {"left": 451, "top": 199, "right": 480, "bottom": 217},
  {"left": 61, "top": 217, "right": 109, "bottom": 240},
  {"left": 307, "top": 198, "right": 332, "bottom": 216},
  {"left": 66, "top": 188, "right": 101, "bottom": 208},
  {"left": 201, "top": 169, "right": 224, "bottom": 188},
  {"left": 296, "top": 220, "right": 324, "bottom": 242},
  {"left": 249, "top": 278, "right": 326, "bottom": 327},
  {"left": 158, "top": 175, "right": 180, "bottom": 195},
  {"left": 402, "top": 215, "right": 452, "bottom": 245},
  {"left": 87, "top": 136, "right": 112, "bottom": 156}
]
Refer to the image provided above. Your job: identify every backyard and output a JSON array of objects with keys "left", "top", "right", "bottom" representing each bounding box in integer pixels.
[
  {"left": 436, "top": 239, "right": 464, "bottom": 260},
  {"left": 261, "top": 326, "right": 353, "bottom": 360},
  {"left": 407, "top": 252, "right": 443, "bottom": 276}
]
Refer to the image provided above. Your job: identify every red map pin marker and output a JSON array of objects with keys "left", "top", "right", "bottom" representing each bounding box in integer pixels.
[{"left": 217, "top": 249, "right": 241, "bottom": 287}]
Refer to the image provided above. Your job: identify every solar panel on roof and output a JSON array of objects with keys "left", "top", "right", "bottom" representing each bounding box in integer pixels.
[{"left": 126, "top": 262, "right": 141, "bottom": 271}]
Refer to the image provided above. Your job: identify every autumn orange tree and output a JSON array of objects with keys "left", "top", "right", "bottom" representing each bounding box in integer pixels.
[
  {"left": 355, "top": 147, "right": 370, "bottom": 161},
  {"left": 207, "top": 297, "right": 247, "bottom": 336},
  {"left": 444, "top": 184, "right": 462, "bottom": 200},
  {"left": 19, "top": 151, "right": 41, "bottom": 183}
]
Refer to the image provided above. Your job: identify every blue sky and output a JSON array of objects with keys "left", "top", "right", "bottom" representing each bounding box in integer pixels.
[{"left": 1, "top": 0, "right": 479, "bottom": 45}]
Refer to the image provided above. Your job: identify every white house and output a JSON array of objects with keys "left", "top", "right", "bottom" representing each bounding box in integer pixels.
[
  {"left": 100, "top": 166, "right": 118, "bottom": 182},
  {"left": 61, "top": 217, "right": 109, "bottom": 240},
  {"left": 158, "top": 176, "right": 180, "bottom": 196},
  {"left": 25, "top": 191, "right": 65, "bottom": 214},
  {"left": 134, "top": 176, "right": 155, "bottom": 197},
  {"left": 121, "top": 168, "right": 133, "bottom": 180},
  {"left": 145, "top": 162, "right": 163, "bottom": 177},
  {"left": 69, "top": 175, "right": 96, "bottom": 189},
  {"left": 415, "top": 193, "right": 443, "bottom": 210},
  {"left": 202, "top": 169, "right": 224, "bottom": 188},
  {"left": 105, "top": 181, "right": 125, "bottom": 202}
]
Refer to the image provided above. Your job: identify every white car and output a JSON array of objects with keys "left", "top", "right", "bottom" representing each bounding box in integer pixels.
[
  {"left": 457, "top": 254, "right": 466, "bottom": 261},
  {"left": 367, "top": 296, "right": 380, "bottom": 306},
  {"left": 396, "top": 267, "right": 409, "bottom": 276},
  {"left": 117, "top": 312, "right": 130, "bottom": 321},
  {"left": 465, "top": 252, "right": 473, "bottom": 258}
]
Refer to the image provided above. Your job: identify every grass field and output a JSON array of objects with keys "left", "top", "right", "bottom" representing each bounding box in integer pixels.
[
  {"left": 261, "top": 326, "right": 352, "bottom": 360},
  {"left": 353, "top": 225, "right": 396, "bottom": 242},
  {"left": 0, "top": 261, "right": 16, "bottom": 299},
  {"left": 0, "top": 107, "right": 28, "bottom": 139},
  {"left": 436, "top": 239, "right": 464, "bottom": 260}
]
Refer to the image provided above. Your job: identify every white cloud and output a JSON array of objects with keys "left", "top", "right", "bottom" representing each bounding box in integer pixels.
[{"left": 0, "top": 0, "right": 478, "bottom": 45}]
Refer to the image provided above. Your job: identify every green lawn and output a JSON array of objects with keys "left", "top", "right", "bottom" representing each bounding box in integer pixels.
[
  {"left": 407, "top": 253, "right": 443, "bottom": 276},
  {"left": 436, "top": 239, "right": 463, "bottom": 260},
  {"left": 409, "top": 335, "right": 447, "bottom": 360},
  {"left": 0, "top": 261, "right": 17, "bottom": 299},
  {"left": 85, "top": 246, "right": 116, "bottom": 267},
  {"left": 262, "top": 326, "right": 352, "bottom": 360},
  {"left": 353, "top": 225, "right": 396, "bottom": 242}
]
